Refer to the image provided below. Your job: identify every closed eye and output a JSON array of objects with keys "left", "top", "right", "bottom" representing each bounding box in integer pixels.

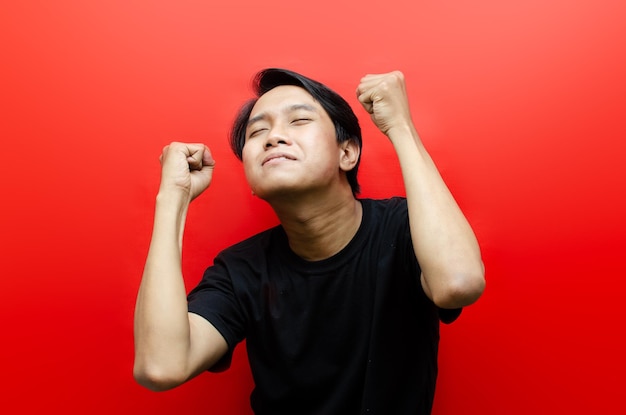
[
  {"left": 291, "top": 118, "right": 312, "bottom": 125},
  {"left": 248, "top": 128, "right": 268, "bottom": 139}
]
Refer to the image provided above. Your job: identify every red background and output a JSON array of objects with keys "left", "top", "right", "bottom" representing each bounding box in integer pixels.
[{"left": 1, "top": 1, "right": 625, "bottom": 413}]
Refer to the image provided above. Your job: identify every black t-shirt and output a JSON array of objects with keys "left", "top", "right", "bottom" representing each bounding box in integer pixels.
[{"left": 188, "top": 197, "right": 461, "bottom": 414}]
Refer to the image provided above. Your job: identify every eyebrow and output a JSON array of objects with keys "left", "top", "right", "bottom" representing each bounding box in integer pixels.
[{"left": 247, "top": 104, "right": 318, "bottom": 127}]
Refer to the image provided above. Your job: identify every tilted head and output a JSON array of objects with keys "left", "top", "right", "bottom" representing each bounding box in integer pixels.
[{"left": 230, "top": 68, "right": 362, "bottom": 195}]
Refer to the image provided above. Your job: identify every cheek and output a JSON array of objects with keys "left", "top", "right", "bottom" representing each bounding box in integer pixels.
[
  {"left": 241, "top": 147, "right": 257, "bottom": 181},
  {"left": 314, "top": 136, "right": 343, "bottom": 165},
  {"left": 241, "top": 144, "right": 255, "bottom": 166}
]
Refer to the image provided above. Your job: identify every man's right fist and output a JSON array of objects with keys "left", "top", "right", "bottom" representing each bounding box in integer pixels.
[{"left": 159, "top": 142, "right": 216, "bottom": 202}]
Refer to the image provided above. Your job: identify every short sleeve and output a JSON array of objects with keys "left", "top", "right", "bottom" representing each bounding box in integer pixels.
[
  {"left": 438, "top": 307, "right": 463, "bottom": 324},
  {"left": 390, "top": 197, "right": 463, "bottom": 325},
  {"left": 187, "top": 254, "right": 247, "bottom": 371}
]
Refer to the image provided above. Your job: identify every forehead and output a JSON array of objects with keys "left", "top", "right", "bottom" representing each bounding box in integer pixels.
[{"left": 249, "top": 85, "right": 322, "bottom": 117}]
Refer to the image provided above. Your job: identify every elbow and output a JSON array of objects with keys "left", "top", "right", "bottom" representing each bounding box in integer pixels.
[
  {"left": 133, "top": 361, "right": 185, "bottom": 392},
  {"left": 432, "top": 264, "right": 486, "bottom": 309}
]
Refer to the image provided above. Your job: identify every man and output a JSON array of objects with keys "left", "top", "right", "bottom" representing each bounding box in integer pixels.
[{"left": 133, "top": 68, "right": 485, "bottom": 414}]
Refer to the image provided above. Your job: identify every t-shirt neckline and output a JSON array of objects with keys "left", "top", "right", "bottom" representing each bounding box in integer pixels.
[{"left": 274, "top": 199, "right": 372, "bottom": 274}]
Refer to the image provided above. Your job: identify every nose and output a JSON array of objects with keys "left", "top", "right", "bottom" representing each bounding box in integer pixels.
[{"left": 264, "top": 124, "right": 291, "bottom": 149}]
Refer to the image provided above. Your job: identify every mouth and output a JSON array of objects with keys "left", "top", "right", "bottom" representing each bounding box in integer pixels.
[{"left": 262, "top": 153, "right": 296, "bottom": 166}]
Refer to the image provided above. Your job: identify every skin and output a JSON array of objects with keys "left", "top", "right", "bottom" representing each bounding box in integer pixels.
[
  {"left": 242, "top": 86, "right": 362, "bottom": 260},
  {"left": 355, "top": 72, "right": 484, "bottom": 307},
  {"left": 133, "top": 71, "right": 485, "bottom": 392}
]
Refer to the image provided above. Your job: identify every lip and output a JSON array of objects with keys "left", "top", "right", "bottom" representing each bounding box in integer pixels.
[{"left": 262, "top": 152, "right": 296, "bottom": 166}]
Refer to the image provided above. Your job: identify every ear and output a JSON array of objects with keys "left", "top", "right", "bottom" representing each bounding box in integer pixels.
[{"left": 339, "top": 138, "right": 360, "bottom": 172}]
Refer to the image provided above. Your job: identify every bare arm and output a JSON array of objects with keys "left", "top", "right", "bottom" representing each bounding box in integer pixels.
[
  {"left": 357, "top": 72, "right": 485, "bottom": 309},
  {"left": 133, "top": 142, "right": 228, "bottom": 391}
]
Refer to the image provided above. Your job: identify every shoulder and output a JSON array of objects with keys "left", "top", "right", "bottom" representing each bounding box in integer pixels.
[
  {"left": 361, "top": 196, "right": 407, "bottom": 212},
  {"left": 218, "top": 225, "right": 283, "bottom": 260},
  {"left": 190, "top": 226, "right": 284, "bottom": 301},
  {"left": 360, "top": 197, "right": 408, "bottom": 227}
]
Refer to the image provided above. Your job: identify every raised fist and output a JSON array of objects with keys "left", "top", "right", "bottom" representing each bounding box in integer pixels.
[
  {"left": 356, "top": 71, "right": 413, "bottom": 137},
  {"left": 158, "top": 142, "right": 215, "bottom": 202}
]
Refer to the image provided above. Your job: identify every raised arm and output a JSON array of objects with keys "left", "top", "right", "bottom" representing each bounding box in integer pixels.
[
  {"left": 133, "top": 142, "right": 228, "bottom": 391},
  {"left": 356, "top": 71, "right": 485, "bottom": 309}
]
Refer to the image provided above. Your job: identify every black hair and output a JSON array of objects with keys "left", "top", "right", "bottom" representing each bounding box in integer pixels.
[{"left": 229, "top": 68, "right": 362, "bottom": 195}]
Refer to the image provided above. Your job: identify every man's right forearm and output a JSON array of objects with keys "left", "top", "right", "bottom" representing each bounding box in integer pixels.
[{"left": 133, "top": 191, "right": 193, "bottom": 389}]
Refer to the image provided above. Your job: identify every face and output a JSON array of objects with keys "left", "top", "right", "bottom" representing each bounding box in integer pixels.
[{"left": 242, "top": 85, "right": 355, "bottom": 201}]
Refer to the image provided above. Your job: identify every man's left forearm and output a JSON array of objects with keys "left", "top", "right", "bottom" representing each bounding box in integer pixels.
[{"left": 391, "top": 124, "right": 485, "bottom": 309}]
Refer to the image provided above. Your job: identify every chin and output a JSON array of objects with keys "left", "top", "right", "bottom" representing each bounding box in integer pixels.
[{"left": 252, "top": 181, "right": 315, "bottom": 203}]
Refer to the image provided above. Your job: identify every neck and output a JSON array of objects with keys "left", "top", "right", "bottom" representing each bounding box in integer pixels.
[{"left": 270, "top": 190, "right": 362, "bottom": 261}]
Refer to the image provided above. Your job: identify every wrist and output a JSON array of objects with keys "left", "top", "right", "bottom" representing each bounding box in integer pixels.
[
  {"left": 387, "top": 123, "right": 420, "bottom": 147},
  {"left": 153, "top": 191, "right": 190, "bottom": 247},
  {"left": 157, "top": 182, "right": 191, "bottom": 203},
  {"left": 155, "top": 189, "right": 190, "bottom": 217}
]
